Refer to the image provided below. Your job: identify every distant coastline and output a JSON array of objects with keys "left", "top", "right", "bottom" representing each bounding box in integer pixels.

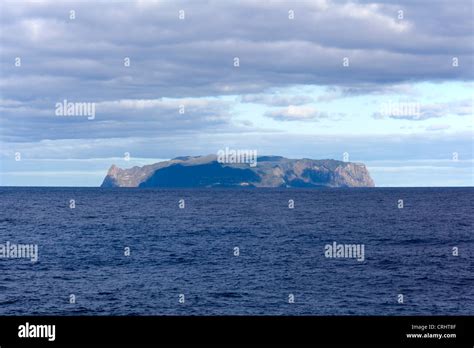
[{"left": 101, "top": 155, "right": 375, "bottom": 188}]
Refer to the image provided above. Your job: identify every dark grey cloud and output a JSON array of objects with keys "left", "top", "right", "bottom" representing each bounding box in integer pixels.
[
  {"left": 0, "top": 0, "right": 472, "bottom": 154},
  {"left": 1, "top": 0, "right": 472, "bottom": 105},
  {"left": 0, "top": 97, "right": 234, "bottom": 142}
]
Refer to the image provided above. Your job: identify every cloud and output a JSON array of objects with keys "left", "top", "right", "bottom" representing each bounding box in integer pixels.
[
  {"left": 2, "top": 131, "right": 471, "bottom": 163},
  {"left": 426, "top": 124, "right": 451, "bottom": 131},
  {"left": 0, "top": 97, "right": 235, "bottom": 142},
  {"left": 0, "top": 0, "right": 473, "bottom": 186},
  {"left": 318, "top": 83, "right": 416, "bottom": 101},
  {"left": 264, "top": 105, "right": 326, "bottom": 121},
  {"left": 1, "top": 0, "right": 472, "bottom": 105},
  {"left": 240, "top": 94, "right": 313, "bottom": 106},
  {"left": 372, "top": 99, "right": 473, "bottom": 121}
]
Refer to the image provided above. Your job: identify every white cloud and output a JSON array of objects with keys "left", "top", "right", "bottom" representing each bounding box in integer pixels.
[
  {"left": 265, "top": 105, "right": 324, "bottom": 121},
  {"left": 240, "top": 94, "right": 313, "bottom": 106},
  {"left": 426, "top": 124, "right": 451, "bottom": 131}
]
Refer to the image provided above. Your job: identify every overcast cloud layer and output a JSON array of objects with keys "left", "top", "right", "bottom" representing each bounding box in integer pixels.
[{"left": 0, "top": 0, "right": 472, "bottom": 186}]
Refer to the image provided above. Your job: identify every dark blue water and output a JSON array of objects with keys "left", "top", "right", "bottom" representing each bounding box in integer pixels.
[{"left": 0, "top": 187, "right": 472, "bottom": 315}]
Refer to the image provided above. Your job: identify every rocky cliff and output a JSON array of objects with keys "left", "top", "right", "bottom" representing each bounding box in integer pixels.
[{"left": 101, "top": 155, "right": 375, "bottom": 188}]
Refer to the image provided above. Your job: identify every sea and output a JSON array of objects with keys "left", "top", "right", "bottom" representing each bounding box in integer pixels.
[{"left": 0, "top": 187, "right": 472, "bottom": 315}]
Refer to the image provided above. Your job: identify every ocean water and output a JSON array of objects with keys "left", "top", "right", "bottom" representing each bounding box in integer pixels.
[{"left": 0, "top": 187, "right": 472, "bottom": 315}]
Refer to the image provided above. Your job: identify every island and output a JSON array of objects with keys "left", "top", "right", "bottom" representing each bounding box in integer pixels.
[{"left": 101, "top": 155, "right": 375, "bottom": 188}]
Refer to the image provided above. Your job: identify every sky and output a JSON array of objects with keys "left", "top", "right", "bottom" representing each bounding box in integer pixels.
[{"left": 0, "top": 0, "right": 473, "bottom": 187}]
